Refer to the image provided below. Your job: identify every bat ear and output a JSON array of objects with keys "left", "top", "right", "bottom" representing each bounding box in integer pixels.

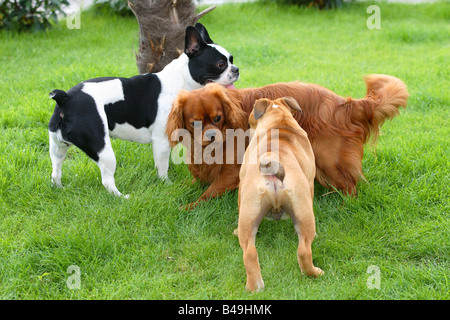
[
  {"left": 253, "top": 99, "right": 271, "bottom": 120},
  {"left": 281, "top": 96, "right": 303, "bottom": 115},
  {"left": 194, "top": 23, "right": 214, "bottom": 44},
  {"left": 185, "top": 26, "right": 207, "bottom": 58}
]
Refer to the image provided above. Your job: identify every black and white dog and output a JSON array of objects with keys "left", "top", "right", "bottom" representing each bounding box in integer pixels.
[{"left": 48, "top": 23, "right": 239, "bottom": 197}]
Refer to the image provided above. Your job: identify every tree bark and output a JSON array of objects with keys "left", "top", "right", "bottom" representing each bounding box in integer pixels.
[{"left": 128, "top": 0, "right": 216, "bottom": 74}]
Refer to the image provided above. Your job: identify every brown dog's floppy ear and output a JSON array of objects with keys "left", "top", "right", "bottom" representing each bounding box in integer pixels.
[
  {"left": 166, "top": 90, "right": 188, "bottom": 147},
  {"left": 281, "top": 96, "right": 303, "bottom": 115},
  {"left": 215, "top": 85, "right": 248, "bottom": 129},
  {"left": 253, "top": 99, "right": 271, "bottom": 120}
]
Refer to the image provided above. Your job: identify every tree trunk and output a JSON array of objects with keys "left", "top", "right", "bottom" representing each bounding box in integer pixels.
[{"left": 128, "top": 0, "right": 216, "bottom": 74}]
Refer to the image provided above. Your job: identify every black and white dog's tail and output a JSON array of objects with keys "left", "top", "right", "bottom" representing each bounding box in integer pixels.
[{"left": 49, "top": 89, "right": 69, "bottom": 106}]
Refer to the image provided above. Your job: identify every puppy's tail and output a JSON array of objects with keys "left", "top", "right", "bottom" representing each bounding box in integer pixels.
[
  {"left": 259, "top": 155, "right": 285, "bottom": 182},
  {"left": 49, "top": 89, "right": 69, "bottom": 106},
  {"left": 339, "top": 74, "right": 409, "bottom": 144},
  {"left": 258, "top": 154, "right": 286, "bottom": 219}
]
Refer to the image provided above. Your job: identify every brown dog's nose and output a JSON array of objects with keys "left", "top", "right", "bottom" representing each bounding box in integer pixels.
[{"left": 205, "top": 129, "right": 216, "bottom": 141}]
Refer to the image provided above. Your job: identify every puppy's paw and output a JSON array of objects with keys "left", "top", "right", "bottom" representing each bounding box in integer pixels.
[
  {"left": 233, "top": 228, "right": 238, "bottom": 236},
  {"left": 246, "top": 278, "right": 265, "bottom": 293},
  {"left": 315, "top": 267, "right": 324, "bottom": 277},
  {"left": 308, "top": 267, "right": 324, "bottom": 278},
  {"left": 301, "top": 267, "right": 324, "bottom": 278}
]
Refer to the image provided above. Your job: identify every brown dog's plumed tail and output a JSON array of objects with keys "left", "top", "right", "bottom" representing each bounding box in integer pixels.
[
  {"left": 363, "top": 74, "right": 409, "bottom": 143},
  {"left": 364, "top": 74, "right": 409, "bottom": 139},
  {"left": 337, "top": 74, "right": 409, "bottom": 144}
]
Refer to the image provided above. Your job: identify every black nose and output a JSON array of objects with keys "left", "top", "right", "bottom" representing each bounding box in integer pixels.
[
  {"left": 231, "top": 66, "right": 239, "bottom": 74},
  {"left": 205, "top": 130, "right": 216, "bottom": 141}
]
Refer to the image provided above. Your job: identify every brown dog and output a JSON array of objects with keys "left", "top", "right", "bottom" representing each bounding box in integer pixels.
[
  {"left": 237, "top": 97, "right": 323, "bottom": 292},
  {"left": 166, "top": 75, "right": 408, "bottom": 208}
]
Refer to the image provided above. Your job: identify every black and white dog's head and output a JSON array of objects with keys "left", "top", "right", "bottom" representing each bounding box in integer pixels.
[{"left": 185, "top": 23, "right": 239, "bottom": 88}]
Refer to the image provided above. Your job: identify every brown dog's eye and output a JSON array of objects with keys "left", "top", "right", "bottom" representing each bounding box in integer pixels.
[
  {"left": 217, "top": 61, "right": 226, "bottom": 69},
  {"left": 213, "top": 116, "right": 222, "bottom": 123}
]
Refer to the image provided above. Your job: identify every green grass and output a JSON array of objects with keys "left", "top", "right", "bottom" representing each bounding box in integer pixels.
[{"left": 0, "top": 2, "right": 449, "bottom": 299}]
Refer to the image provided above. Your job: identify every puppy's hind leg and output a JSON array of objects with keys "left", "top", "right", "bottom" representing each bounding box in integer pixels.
[
  {"left": 49, "top": 130, "right": 70, "bottom": 187},
  {"left": 292, "top": 208, "right": 323, "bottom": 278},
  {"left": 238, "top": 198, "right": 265, "bottom": 292}
]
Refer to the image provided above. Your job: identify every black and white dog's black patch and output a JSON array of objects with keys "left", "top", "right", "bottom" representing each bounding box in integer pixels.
[{"left": 48, "top": 23, "right": 239, "bottom": 197}]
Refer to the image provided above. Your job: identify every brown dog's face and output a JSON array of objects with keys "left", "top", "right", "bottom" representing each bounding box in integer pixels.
[
  {"left": 182, "top": 91, "right": 226, "bottom": 147},
  {"left": 167, "top": 84, "right": 249, "bottom": 149}
]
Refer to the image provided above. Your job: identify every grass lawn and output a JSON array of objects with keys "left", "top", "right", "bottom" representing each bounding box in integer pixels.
[{"left": 0, "top": 1, "right": 448, "bottom": 299}]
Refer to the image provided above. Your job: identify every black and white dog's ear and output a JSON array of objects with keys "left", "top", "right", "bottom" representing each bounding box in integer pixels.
[
  {"left": 185, "top": 25, "right": 207, "bottom": 58},
  {"left": 194, "top": 23, "right": 214, "bottom": 44}
]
